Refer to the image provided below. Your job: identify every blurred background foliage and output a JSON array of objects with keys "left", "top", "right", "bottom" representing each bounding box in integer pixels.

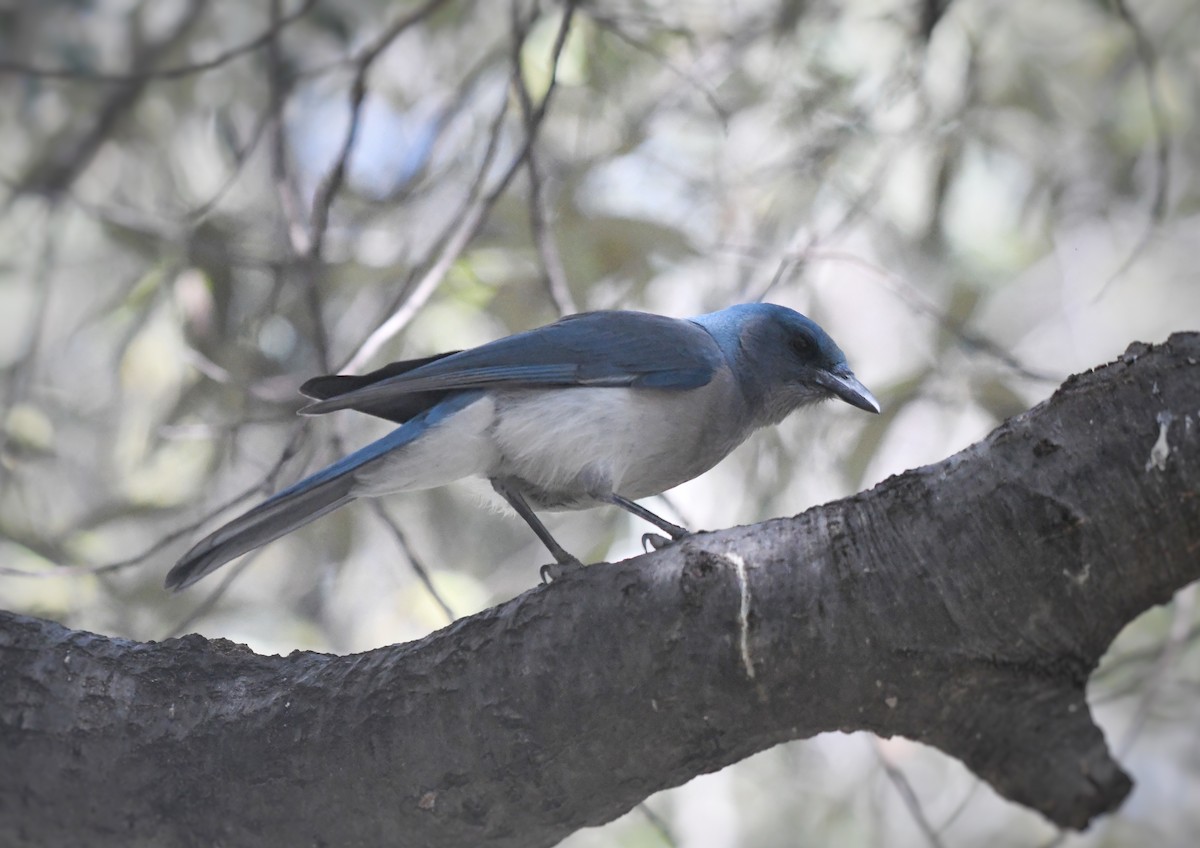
[{"left": 1, "top": 0, "right": 1198, "bottom": 845}]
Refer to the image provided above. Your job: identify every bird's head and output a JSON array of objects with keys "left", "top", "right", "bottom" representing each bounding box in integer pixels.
[{"left": 700, "top": 303, "right": 880, "bottom": 423}]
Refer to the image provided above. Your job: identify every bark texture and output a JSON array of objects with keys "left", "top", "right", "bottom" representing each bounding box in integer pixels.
[{"left": 3, "top": 334, "right": 1199, "bottom": 848}]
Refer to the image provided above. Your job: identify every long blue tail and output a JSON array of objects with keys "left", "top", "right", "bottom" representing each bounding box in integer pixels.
[
  {"left": 164, "top": 423, "right": 427, "bottom": 590},
  {"left": 166, "top": 391, "right": 485, "bottom": 591},
  {"left": 164, "top": 468, "right": 357, "bottom": 591}
]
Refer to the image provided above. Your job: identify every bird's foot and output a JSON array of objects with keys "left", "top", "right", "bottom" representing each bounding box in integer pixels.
[
  {"left": 642, "top": 530, "right": 694, "bottom": 553},
  {"left": 540, "top": 557, "right": 586, "bottom": 584}
]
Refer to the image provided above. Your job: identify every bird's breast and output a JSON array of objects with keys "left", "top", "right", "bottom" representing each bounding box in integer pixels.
[{"left": 487, "top": 372, "right": 754, "bottom": 509}]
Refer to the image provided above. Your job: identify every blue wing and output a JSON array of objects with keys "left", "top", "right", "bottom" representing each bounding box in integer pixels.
[{"left": 299, "top": 311, "right": 723, "bottom": 419}]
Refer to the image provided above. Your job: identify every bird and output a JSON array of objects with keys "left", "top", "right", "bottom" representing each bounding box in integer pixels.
[{"left": 165, "top": 303, "right": 880, "bottom": 590}]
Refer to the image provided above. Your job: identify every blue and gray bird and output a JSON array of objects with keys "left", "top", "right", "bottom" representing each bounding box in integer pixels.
[{"left": 165, "top": 303, "right": 879, "bottom": 590}]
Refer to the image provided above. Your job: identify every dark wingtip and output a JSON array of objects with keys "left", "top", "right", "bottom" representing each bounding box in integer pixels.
[
  {"left": 298, "top": 397, "right": 341, "bottom": 416},
  {"left": 298, "top": 375, "right": 337, "bottom": 400}
]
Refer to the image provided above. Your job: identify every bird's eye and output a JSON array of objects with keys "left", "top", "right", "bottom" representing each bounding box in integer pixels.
[{"left": 790, "top": 335, "right": 814, "bottom": 356}]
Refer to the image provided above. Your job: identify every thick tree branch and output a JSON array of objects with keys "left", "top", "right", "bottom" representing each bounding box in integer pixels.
[{"left": 3, "top": 334, "right": 1199, "bottom": 847}]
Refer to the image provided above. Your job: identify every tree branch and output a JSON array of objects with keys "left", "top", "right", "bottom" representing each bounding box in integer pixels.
[
  {"left": 3, "top": 333, "right": 1199, "bottom": 847},
  {"left": 0, "top": 0, "right": 317, "bottom": 83}
]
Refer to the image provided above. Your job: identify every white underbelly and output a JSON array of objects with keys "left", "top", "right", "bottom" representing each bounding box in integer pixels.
[
  {"left": 488, "top": 378, "right": 750, "bottom": 505},
  {"left": 349, "top": 376, "right": 753, "bottom": 508}
]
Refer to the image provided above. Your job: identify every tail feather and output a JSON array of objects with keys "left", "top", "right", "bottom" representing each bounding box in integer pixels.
[
  {"left": 164, "top": 473, "right": 355, "bottom": 591},
  {"left": 166, "top": 389, "right": 486, "bottom": 591}
]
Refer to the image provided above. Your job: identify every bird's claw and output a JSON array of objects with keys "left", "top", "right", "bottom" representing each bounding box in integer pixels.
[
  {"left": 641, "top": 532, "right": 667, "bottom": 552},
  {"left": 642, "top": 532, "right": 672, "bottom": 552},
  {"left": 540, "top": 558, "right": 585, "bottom": 584}
]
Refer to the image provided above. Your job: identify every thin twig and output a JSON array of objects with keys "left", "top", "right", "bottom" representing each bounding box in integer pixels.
[
  {"left": 0, "top": 0, "right": 318, "bottom": 83},
  {"left": 746, "top": 116, "right": 920, "bottom": 308},
  {"left": 525, "top": 151, "right": 577, "bottom": 316},
  {"left": 186, "top": 115, "right": 275, "bottom": 224},
  {"left": 0, "top": 203, "right": 58, "bottom": 492},
  {"left": 793, "top": 248, "right": 1059, "bottom": 383},
  {"left": 342, "top": 1, "right": 579, "bottom": 374},
  {"left": 873, "top": 738, "right": 946, "bottom": 848},
  {"left": 636, "top": 801, "right": 677, "bottom": 846},
  {"left": 1117, "top": 583, "right": 1198, "bottom": 757},
  {"left": 511, "top": 0, "right": 577, "bottom": 316},
  {"left": 160, "top": 555, "right": 258, "bottom": 639},
  {"left": 1092, "top": 621, "right": 1200, "bottom": 683},
  {"left": 368, "top": 502, "right": 455, "bottom": 623},
  {"left": 294, "top": 0, "right": 455, "bottom": 372},
  {"left": 933, "top": 777, "right": 980, "bottom": 837},
  {"left": 1, "top": 424, "right": 311, "bottom": 580},
  {"left": 263, "top": 0, "right": 331, "bottom": 372},
  {"left": 343, "top": 86, "right": 510, "bottom": 373},
  {"left": 10, "top": 0, "right": 208, "bottom": 199},
  {"left": 307, "top": 0, "right": 456, "bottom": 260},
  {"left": 1093, "top": 0, "right": 1172, "bottom": 302},
  {"left": 266, "top": 0, "right": 310, "bottom": 254},
  {"left": 587, "top": 10, "right": 729, "bottom": 126}
]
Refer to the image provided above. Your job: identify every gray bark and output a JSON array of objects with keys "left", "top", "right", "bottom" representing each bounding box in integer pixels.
[{"left": 2, "top": 333, "right": 1198, "bottom": 848}]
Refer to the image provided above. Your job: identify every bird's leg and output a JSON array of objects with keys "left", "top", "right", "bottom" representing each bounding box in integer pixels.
[
  {"left": 490, "top": 478, "right": 584, "bottom": 582},
  {"left": 607, "top": 494, "right": 689, "bottom": 538},
  {"left": 606, "top": 494, "right": 691, "bottom": 553}
]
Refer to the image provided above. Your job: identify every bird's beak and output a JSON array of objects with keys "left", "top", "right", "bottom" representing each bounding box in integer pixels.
[{"left": 819, "top": 369, "right": 881, "bottom": 414}]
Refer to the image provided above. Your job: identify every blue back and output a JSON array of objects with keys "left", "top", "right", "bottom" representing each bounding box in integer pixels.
[{"left": 302, "top": 310, "right": 725, "bottom": 420}]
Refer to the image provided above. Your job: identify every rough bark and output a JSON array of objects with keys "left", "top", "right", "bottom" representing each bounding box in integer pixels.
[{"left": 2, "top": 334, "right": 1198, "bottom": 848}]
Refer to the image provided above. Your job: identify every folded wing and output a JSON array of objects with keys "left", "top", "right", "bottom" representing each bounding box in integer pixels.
[{"left": 299, "top": 311, "right": 723, "bottom": 420}]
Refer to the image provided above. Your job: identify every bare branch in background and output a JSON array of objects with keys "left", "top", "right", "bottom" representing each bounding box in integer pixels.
[
  {"left": 511, "top": 0, "right": 577, "bottom": 317},
  {"left": 636, "top": 802, "right": 677, "bottom": 847},
  {"left": 8, "top": 0, "right": 208, "bottom": 200},
  {"left": 524, "top": 152, "right": 577, "bottom": 317},
  {"left": 264, "top": 0, "right": 330, "bottom": 374},
  {"left": 587, "top": 11, "right": 730, "bottom": 127},
  {"left": 0, "top": 205, "right": 58, "bottom": 492},
  {"left": 804, "top": 250, "right": 1060, "bottom": 383},
  {"left": 246, "top": 0, "right": 462, "bottom": 618},
  {"left": 1093, "top": 0, "right": 1173, "bottom": 301},
  {"left": 184, "top": 108, "right": 276, "bottom": 225},
  {"left": 269, "top": 0, "right": 458, "bottom": 375},
  {"left": 874, "top": 737, "right": 946, "bottom": 848},
  {"left": 267, "top": 0, "right": 309, "bottom": 256},
  {"left": 306, "top": 0, "right": 457, "bottom": 260},
  {"left": 369, "top": 501, "right": 455, "bottom": 623},
  {"left": 0, "top": 422, "right": 312, "bottom": 581},
  {"left": 1114, "top": 0, "right": 1171, "bottom": 223},
  {"left": 0, "top": 0, "right": 317, "bottom": 83},
  {"left": 161, "top": 555, "right": 257, "bottom": 639},
  {"left": 342, "top": 1, "right": 579, "bottom": 373},
  {"left": 1116, "top": 584, "right": 1198, "bottom": 756},
  {"left": 918, "top": 0, "right": 954, "bottom": 42}
]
